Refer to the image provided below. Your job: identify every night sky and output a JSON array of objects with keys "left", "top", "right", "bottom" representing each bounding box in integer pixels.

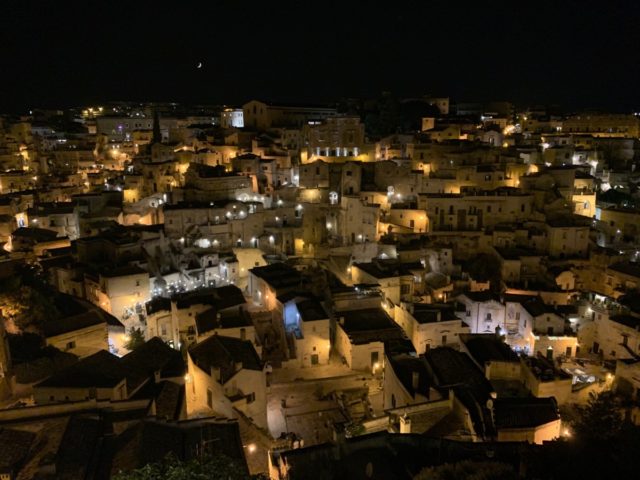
[{"left": 1, "top": 1, "right": 640, "bottom": 112}]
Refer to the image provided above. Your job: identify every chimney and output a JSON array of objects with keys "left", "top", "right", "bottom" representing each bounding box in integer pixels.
[
  {"left": 486, "top": 398, "right": 495, "bottom": 428},
  {"left": 399, "top": 414, "right": 412, "bottom": 434}
]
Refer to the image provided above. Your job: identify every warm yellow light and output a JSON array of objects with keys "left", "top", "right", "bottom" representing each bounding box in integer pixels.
[{"left": 503, "top": 125, "right": 516, "bottom": 135}]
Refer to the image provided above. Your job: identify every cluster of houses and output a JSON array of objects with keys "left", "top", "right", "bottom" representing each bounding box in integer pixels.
[{"left": 1, "top": 98, "right": 640, "bottom": 478}]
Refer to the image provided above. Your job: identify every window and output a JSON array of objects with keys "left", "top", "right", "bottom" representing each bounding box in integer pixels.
[
  {"left": 346, "top": 171, "right": 352, "bottom": 176},
  {"left": 487, "top": 206, "right": 492, "bottom": 213},
  {"left": 520, "top": 204, "right": 525, "bottom": 212},
  {"left": 409, "top": 219, "right": 414, "bottom": 228},
  {"left": 246, "top": 392, "right": 256, "bottom": 403},
  {"left": 135, "top": 280, "right": 140, "bottom": 287},
  {"left": 466, "top": 310, "right": 471, "bottom": 316},
  {"left": 441, "top": 335, "right": 447, "bottom": 345},
  {"left": 485, "top": 313, "right": 492, "bottom": 321},
  {"left": 515, "top": 312, "right": 520, "bottom": 321},
  {"left": 371, "top": 351, "right": 379, "bottom": 367},
  {"left": 207, "top": 389, "right": 213, "bottom": 408},
  {"left": 66, "top": 341, "right": 76, "bottom": 350},
  {"left": 400, "top": 284, "right": 410, "bottom": 295}
]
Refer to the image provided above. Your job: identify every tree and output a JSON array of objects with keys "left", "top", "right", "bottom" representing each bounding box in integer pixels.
[
  {"left": 113, "top": 453, "right": 261, "bottom": 480},
  {"left": 0, "top": 274, "right": 60, "bottom": 333},
  {"left": 414, "top": 461, "right": 517, "bottom": 480},
  {"left": 524, "top": 391, "right": 640, "bottom": 479},
  {"left": 124, "top": 327, "right": 146, "bottom": 351},
  {"left": 572, "top": 390, "right": 624, "bottom": 442}
]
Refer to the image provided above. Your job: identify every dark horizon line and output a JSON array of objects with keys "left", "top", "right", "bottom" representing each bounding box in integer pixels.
[{"left": 2, "top": 95, "right": 639, "bottom": 117}]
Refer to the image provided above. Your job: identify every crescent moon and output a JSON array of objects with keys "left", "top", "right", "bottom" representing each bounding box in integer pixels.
[{"left": 197, "top": 62, "right": 203, "bottom": 69}]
